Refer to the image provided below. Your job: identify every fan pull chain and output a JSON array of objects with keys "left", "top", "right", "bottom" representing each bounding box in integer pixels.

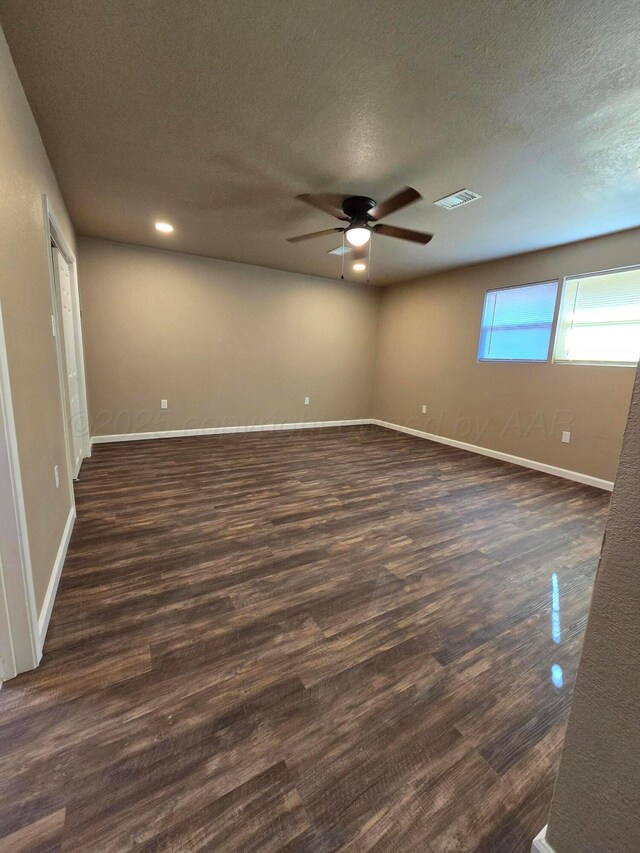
[
  {"left": 341, "top": 231, "right": 345, "bottom": 280},
  {"left": 367, "top": 234, "right": 372, "bottom": 285}
]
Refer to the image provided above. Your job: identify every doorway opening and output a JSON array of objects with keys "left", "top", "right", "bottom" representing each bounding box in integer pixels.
[
  {"left": 0, "top": 198, "right": 91, "bottom": 681},
  {"left": 0, "top": 303, "right": 40, "bottom": 680},
  {"left": 44, "top": 197, "right": 90, "bottom": 484}
]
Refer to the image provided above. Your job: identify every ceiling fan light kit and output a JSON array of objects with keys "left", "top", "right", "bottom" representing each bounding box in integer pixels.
[
  {"left": 287, "top": 186, "right": 434, "bottom": 282},
  {"left": 345, "top": 226, "right": 371, "bottom": 246}
]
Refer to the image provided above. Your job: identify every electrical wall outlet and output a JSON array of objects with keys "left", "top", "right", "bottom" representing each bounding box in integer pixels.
[
  {"left": 304, "top": 396, "right": 310, "bottom": 406},
  {"left": 161, "top": 399, "right": 168, "bottom": 409},
  {"left": 421, "top": 405, "right": 427, "bottom": 414},
  {"left": 562, "top": 431, "right": 571, "bottom": 444},
  {"left": 54, "top": 465, "right": 59, "bottom": 488}
]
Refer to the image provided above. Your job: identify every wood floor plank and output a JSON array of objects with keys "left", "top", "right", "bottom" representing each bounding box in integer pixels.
[
  {"left": 0, "top": 808, "right": 65, "bottom": 853},
  {"left": 0, "top": 425, "right": 608, "bottom": 850}
]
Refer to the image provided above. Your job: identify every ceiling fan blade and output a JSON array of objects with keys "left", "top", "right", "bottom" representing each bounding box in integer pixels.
[
  {"left": 368, "top": 186, "right": 422, "bottom": 221},
  {"left": 287, "top": 227, "right": 345, "bottom": 243},
  {"left": 373, "top": 223, "right": 433, "bottom": 245},
  {"left": 296, "top": 193, "right": 349, "bottom": 220}
]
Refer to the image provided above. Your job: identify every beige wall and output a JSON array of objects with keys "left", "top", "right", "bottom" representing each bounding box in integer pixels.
[
  {"left": 545, "top": 360, "right": 640, "bottom": 851},
  {"left": 0, "top": 28, "right": 76, "bottom": 610},
  {"left": 78, "top": 238, "right": 380, "bottom": 436},
  {"left": 373, "top": 229, "right": 640, "bottom": 483}
]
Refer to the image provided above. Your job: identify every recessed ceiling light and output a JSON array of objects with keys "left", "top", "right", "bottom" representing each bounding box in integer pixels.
[
  {"left": 352, "top": 262, "right": 366, "bottom": 272},
  {"left": 155, "top": 222, "right": 174, "bottom": 233}
]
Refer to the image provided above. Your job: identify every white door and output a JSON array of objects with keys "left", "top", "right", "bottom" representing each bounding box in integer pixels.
[{"left": 53, "top": 249, "right": 83, "bottom": 477}]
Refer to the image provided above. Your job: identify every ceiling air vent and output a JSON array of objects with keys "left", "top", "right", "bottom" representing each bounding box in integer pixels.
[
  {"left": 328, "top": 245, "right": 351, "bottom": 256},
  {"left": 434, "top": 189, "right": 482, "bottom": 210}
]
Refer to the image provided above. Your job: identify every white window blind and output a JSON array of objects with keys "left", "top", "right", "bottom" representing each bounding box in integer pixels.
[
  {"left": 478, "top": 281, "right": 558, "bottom": 362},
  {"left": 554, "top": 267, "right": 640, "bottom": 366}
]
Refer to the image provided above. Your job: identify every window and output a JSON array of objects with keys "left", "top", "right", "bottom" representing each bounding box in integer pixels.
[
  {"left": 554, "top": 266, "right": 640, "bottom": 366},
  {"left": 478, "top": 281, "right": 558, "bottom": 362}
]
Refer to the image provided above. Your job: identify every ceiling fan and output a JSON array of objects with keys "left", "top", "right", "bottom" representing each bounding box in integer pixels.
[{"left": 287, "top": 186, "right": 433, "bottom": 249}]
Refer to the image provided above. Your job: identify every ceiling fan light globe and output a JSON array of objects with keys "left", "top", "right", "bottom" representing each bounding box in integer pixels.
[{"left": 345, "top": 227, "right": 371, "bottom": 247}]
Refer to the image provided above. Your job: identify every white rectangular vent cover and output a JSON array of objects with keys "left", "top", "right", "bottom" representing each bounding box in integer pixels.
[
  {"left": 434, "top": 189, "right": 482, "bottom": 210},
  {"left": 328, "top": 245, "right": 352, "bottom": 256}
]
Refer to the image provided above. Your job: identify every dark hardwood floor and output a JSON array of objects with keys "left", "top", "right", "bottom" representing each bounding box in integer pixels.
[{"left": 0, "top": 425, "right": 609, "bottom": 852}]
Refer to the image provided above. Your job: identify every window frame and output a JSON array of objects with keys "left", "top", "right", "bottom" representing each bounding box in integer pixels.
[
  {"left": 552, "top": 263, "right": 640, "bottom": 369},
  {"left": 477, "top": 278, "right": 561, "bottom": 365}
]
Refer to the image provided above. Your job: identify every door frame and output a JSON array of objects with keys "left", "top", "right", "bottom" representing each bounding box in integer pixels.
[
  {"left": 0, "top": 303, "right": 41, "bottom": 680},
  {"left": 43, "top": 196, "right": 90, "bottom": 484}
]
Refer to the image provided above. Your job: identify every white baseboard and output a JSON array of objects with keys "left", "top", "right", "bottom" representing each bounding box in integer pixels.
[
  {"left": 38, "top": 505, "right": 76, "bottom": 649},
  {"left": 371, "top": 420, "right": 613, "bottom": 492},
  {"left": 90, "top": 417, "right": 613, "bottom": 492},
  {"left": 532, "top": 826, "right": 556, "bottom": 853},
  {"left": 91, "top": 419, "right": 372, "bottom": 445}
]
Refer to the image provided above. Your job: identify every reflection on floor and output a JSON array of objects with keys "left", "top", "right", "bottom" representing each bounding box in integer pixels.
[{"left": 0, "top": 426, "right": 609, "bottom": 852}]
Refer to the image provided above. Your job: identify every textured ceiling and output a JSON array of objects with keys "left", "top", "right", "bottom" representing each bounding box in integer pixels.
[{"left": 1, "top": 0, "right": 639, "bottom": 285}]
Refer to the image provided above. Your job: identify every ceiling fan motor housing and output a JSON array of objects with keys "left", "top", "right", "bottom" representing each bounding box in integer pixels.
[{"left": 341, "top": 196, "right": 376, "bottom": 224}]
